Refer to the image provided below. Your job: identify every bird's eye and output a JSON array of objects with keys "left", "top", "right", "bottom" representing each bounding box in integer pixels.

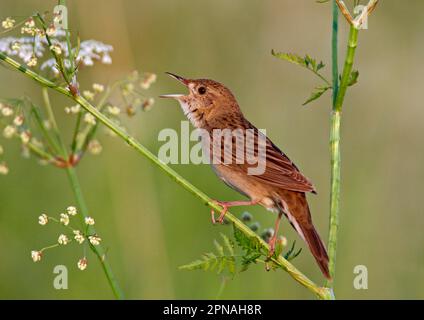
[{"left": 198, "top": 86, "right": 206, "bottom": 95}]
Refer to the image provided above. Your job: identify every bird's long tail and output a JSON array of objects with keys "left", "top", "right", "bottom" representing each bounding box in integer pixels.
[{"left": 280, "top": 192, "right": 331, "bottom": 280}]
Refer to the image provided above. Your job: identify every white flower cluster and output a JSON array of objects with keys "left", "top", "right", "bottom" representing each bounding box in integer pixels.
[
  {"left": 31, "top": 206, "right": 102, "bottom": 270},
  {"left": 0, "top": 30, "right": 113, "bottom": 72}
]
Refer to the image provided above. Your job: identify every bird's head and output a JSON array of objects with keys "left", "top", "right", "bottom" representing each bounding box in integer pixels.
[{"left": 160, "top": 72, "right": 241, "bottom": 128}]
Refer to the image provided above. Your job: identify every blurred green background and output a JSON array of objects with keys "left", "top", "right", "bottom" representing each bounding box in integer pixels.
[{"left": 0, "top": 0, "right": 423, "bottom": 299}]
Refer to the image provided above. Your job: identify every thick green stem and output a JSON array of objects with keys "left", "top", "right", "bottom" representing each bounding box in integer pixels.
[
  {"left": 0, "top": 51, "right": 332, "bottom": 300},
  {"left": 327, "top": 23, "right": 359, "bottom": 286}
]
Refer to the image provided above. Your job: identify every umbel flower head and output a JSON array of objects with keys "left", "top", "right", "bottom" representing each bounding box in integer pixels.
[
  {"left": 0, "top": 29, "right": 113, "bottom": 74},
  {"left": 31, "top": 206, "right": 104, "bottom": 273}
]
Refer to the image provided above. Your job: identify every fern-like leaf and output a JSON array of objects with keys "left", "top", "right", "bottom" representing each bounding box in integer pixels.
[
  {"left": 303, "top": 86, "right": 331, "bottom": 106},
  {"left": 179, "top": 233, "right": 237, "bottom": 276}
]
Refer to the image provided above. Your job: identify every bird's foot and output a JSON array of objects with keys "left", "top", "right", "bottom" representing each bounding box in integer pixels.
[
  {"left": 267, "top": 234, "right": 277, "bottom": 258},
  {"left": 210, "top": 200, "right": 229, "bottom": 225}
]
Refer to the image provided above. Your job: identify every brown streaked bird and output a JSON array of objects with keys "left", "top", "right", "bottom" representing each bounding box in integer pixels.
[{"left": 160, "top": 72, "right": 330, "bottom": 279}]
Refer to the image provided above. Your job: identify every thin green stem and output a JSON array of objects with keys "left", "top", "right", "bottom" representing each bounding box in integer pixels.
[
  {"left": 30, "top": 102, "right": 61, "bottom": 154},
  {"left": 71, "top": 112, "right": 82, "bottom": 153},
  {"left": 65, "top": 166, "right": 125, "bottom": 299},
  {"left": 42, "top": 88, "right": 124, "bottom": 300},
  {"left": 331, "top": 0, "right": 339, "bottom": 105},
  {"left": 0, "top": 52, "right": 332, "bottom": 299}
]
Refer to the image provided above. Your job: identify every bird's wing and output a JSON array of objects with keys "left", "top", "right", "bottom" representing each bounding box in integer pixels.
[{"left": 225, "top": 123, "right": 317, "bottom": 193}]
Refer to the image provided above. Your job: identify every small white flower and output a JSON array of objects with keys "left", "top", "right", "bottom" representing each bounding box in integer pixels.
[
  {"left": 1, "top": 106, "right": 13, "bottom": 117},
  {"left": 31, "top": 250, "right": 42, "bottom": 262},
  {"left": 88, "top": 139, "right": 102, "bottom": 155},
  {"left": 66, "top": 206, "right": 77, "bottom": 216},
  {"left": 73, "top": 230, "right": 85, "bottom": 244},
  {"left": 60, "top": 213, "right": 70, "bottom": 226},
  {"left": 38, "top": 214, "right": 48, "bottom": 225},
  {"left": 58, "top": 234, "right": 70, "bottom": 245},
  {"left": 102, "top": 54, "right": 112, "bottom": 64},
  {"left": 27, "top": 55, "right": 37, "bottom": 67},
  {"left": 46, "top": 25, "right": 56, "bottom": 36},
  {"left": 88, "top": 235, "right": 101, "bottom": 245},
  {"left": 77, "top": 258, "right": 88, "bottom": 271},
  {"left": 2, "top": 17, "right": 15, "bottom": 29},
  {"left": 50, "top": 43, "right": 62, "bottom": 55},
  {"left": 107, "top": 105, "right": 120, "bottom": 116},
  {"left": 3, "top": 125, "right": 16, "bottom": 139},
  {"left": 24, "top": 18, "right": 35, "bottom": 28},
  {"left": 92, "top": 83, "right": 104, "bottom": 93},
  {"left": 83, "top": 113, "right": 96, "bottom": 125},
  {"left": 140, "top": 73, "right": 157, "bottom": 89},
  {"left": 20, "top": 131, "right": 31, "bottom": 145},
  {"left": 70, "top": 105, "right": 81, "bottom": 114},
  {"left": 85, "top": 217, "right": 95, "bottom": 225},
  {"left": 142, "top": 98, "right": 155, "bottom": 111},
  {"left": 279, "top": 236, "right": 288, "bottom": 247},
  {"left": 0, "top": 162, "right": 9, "bottom": 175},
  {"left": 11, "top": 42, "right": 21, "bottom": 51},
  {"left": 82, "top": 90, "right": 95, "bottom": 101},
  {"left": 13, "top": 115, "right": 24, "bottom": 126}
]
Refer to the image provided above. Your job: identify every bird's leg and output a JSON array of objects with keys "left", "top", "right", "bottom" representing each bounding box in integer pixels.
[
  {"left": 211, "top": 199, "right": 259, "bottom": 224},
  {"left": 268, "top": 211, "right": 283, "bottom": 257}
]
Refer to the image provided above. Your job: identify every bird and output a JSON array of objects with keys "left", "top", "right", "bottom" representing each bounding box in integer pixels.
[{"left": 160, "top": 72, "right": 330, "bottom": 279}]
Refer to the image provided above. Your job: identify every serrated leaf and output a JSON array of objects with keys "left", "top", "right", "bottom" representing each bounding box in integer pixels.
[
  {"left": 214, "top": 240, "right": 224, "bottom": 256},
  {"left": 271, "top": 51, "right": 307, "bottom": 67},
  {"left": 272, "top": 50, "right": 330, "bottom": 86},
  {"left": 302, "top": 86, "right": 331, "bottom": 106},
  {"left": 284, "top": 241, "right": 303, "bottom": 261},
  {"left": 233, "top": 224, "right": 262, "bottom": 253},
  {"left": 221, "top": 233, "right": 234, "bottom": 256},
  {"left": 180, "top": 234, "right": 238, "bottom": 276}
]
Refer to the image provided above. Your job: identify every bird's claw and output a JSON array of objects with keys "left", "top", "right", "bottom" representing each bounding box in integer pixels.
[{"left": 210, "top": 201, "right": 228, "bottom": 225}]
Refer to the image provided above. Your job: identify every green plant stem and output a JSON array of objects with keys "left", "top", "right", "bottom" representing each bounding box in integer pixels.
[
  {"left": 0, "top": 52, "right": 332, "bottom": 300},
  {"left": 331, "top": 0, "right": 339, "bottom": 105},
  {"left": 41, "top": 87, "right": 124, "bottom": 299},
  {"left": 65, "top": 166, "right": 125, "bottom": 299},
  {"left": 326, "top": 22, "right": 359, "bottom": 287}
]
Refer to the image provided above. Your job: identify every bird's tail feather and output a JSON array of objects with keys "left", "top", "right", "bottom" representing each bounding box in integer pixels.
[
  {"left": 280, "top": 192, "right": 331, "bottom": 280},
  {"left": 298, "top": 222, "right": 331, "bottom": 280}
]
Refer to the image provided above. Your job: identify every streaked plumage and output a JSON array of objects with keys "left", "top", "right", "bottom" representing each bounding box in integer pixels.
[{"left": 161, "top": 73, "right": 330, "bottom": 279}]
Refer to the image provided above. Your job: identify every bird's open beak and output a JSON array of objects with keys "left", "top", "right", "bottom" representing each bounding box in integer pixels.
[{"left": 159, "top": 72, "right": 189, "bottom": 99}]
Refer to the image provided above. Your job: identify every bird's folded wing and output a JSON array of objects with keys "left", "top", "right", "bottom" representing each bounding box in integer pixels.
[{"left": 237, "top": 125, "right": 317, "bottom": 193}]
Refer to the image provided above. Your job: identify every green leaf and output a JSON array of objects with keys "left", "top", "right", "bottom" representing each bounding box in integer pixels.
[
  {"left": 272, "top": 50, "right": 330, "bottom": 86},
  {"left": 233, "top": 224, "right": 262, "bottom": 253},
  {"left": 179, "top": 233, "right": 237, "bottom": 276},
  {"left": 302, "top": 86, "right": 331, "bottom": 106},
  {"left": 271, "top": 51, "right": 307, "bottom": 68},
  {"left": 284, "top": 241, "right": 303, "bottom": 261},
  {"left": 221, "top": 233, "right": 234, "bottom": 256},
  {"left": 317, "top": 61, "right": 325, "bottom": 71}
]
